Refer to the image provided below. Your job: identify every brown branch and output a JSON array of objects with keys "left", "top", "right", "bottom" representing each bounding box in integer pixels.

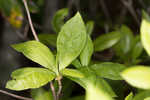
[
  {"left": 0, "top": 90, "right": 32, "bottom": 100},
  {"left": 120, "top": 0, "right": 140, "bottom": 26},
  {"left": 50, "top": 82, "right": 57, "bottom": 100},
  {"left": 22, "top": 0, "right": 39, "bottom": 41},
  {"left": 99, "top": 0, "right": 111, "bottom": 22},
  {"left": 56, "top": 77, "right": 62, "bottom": 100}
]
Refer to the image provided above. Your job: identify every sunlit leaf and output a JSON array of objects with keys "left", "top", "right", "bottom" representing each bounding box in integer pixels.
[
  {"left": 144, "top": 97, "right": 150, "bottom": 100},
  {"left": 57, "top": 12, "right": 87, "bottom": 70},
  {"left": 65, "top": 67, "right": 116, "bottom": 98},
  {"left": 52, "top": 8, "right": 69, "bottom": 33},
  {"left": 12, "top": 41, "right": 56, "bottom": 72},
  {"left": 6, "top": 67, "right": 56, "bottom": 91},
  {"left": 125, "top": 92, "right": 133, "bottom": 100},
  {"left": 80, "top": 36, "right": 93, "bottom": 66},
  {"left": 86, "top": 82, "right": 114, "bottom": 100},
  {"left": 94, "top": 31, "right": 121, "bottom": 52},
  {"left": 61, "top": 68, "right": 85, "bottom": 78},
  {"left": 121, "top": 66, "right": 150, "bottom": 89},
  {"left": 141, "top": 11, "right": 150, "bottom": 56}
]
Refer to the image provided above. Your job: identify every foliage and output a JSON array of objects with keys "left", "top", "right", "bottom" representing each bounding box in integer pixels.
[{"left": 1, "top": 1, "right": 150, "bottom": 100}]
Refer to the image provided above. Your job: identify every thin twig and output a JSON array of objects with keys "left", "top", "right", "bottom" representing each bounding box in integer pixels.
[
  {"left": 120, "top": 0, "right": 140, "bottom": 26},
  {"left": 56, "top": 77, "right": 62, "bottom": 100},
  {"left": 0, "top": 90, "right": 32, "bottom": 100},
  {"left": 22, "top": 0, "right": 39, "bottom": 41},
  {"left": 118, "top": 6, "right": 128, "bottom": 26},
  {"left": 99, "top": 0, "right": 111, "bottom": 22},
  {"left": 50, "top": 82, "right": 57, "bottom": 100}
]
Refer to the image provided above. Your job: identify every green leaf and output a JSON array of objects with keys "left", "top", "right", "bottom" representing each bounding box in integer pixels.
[
  {"left": 113, "top": 25, "right": 134, "bottom": 60},
  {"left": 65, "top": 67, "right": 116, "bottom": 98},
  {"left": 6, "top": 67, "right": 56, "bottom": 91},
  {"left": 125, "top": 92, "right": 133, "bottom": 100},
  {"left": 141, "top": 11, "right": 150, "bottom": 56},
  {"left": 131, "top": 35, "right": 143, "bottom": 60},
  {"left": 90, "top": 62, "right": 126, "bottom": 80},
  {"left": 86, "top": 21, "right": 94, "bottom": 35},
  {"left": 121, "top": 66, "right": 150, "bottom": 89},
  {"left": 52, "top": 8, "right": 69, "bottom": 33},
  {"left": 12, "top": 41, "right": 56, "bottom": 72},
  {"left": 38, "top": 33, "right": 57, "bottom": 47},
  {"left": 94, "top": 31, "right": 121, "bottom": 52},
  {"left": 57, "top": 12, "right": 87, "bottom": 70},
  {"left": 31, "top": 88, "right": 53, "bottom": 100},
  {"left": 80, "top": 36, "right": 93, "bottom": 66},
  {"left": 144, "top": 97, "right": 150, "bottom": 100},
  {"left": 86, "top": 82, "right": 114, "bottom": 100},
  {"left": 61, "top": 68, "right": 85, "bottom": 78},
  {"left": 133, "top": 90, "right": 150, "bottom": 100},
  {"left": 72, "top": 59, "right": 82, "bottom": 69}
]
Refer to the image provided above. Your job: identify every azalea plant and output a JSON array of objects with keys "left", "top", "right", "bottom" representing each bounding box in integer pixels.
[{"left": 1, "top": 0, "right": 150, "bottom": 100}]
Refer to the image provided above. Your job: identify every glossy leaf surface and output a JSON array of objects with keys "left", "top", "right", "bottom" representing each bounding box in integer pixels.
[
  {"left": 6, "top": 68, "right": 56, "bottom": 91},
  {"left": 141, "top": 11, "right": 150, "bottom": 56},
  {"left": 57, "top": 12, "right": 87, "bottom": 70},
  {"left": 94, "top": 31, "right": 121, "bottom": 52},
  {"left": 121, "top": 66, "right": 150, "bottom": 89},
  {"left": 12, "top": 41, "right": 56, "bottom": 72}
]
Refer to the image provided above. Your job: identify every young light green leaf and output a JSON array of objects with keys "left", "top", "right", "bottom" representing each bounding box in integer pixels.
[
  {"left": 144, "top": 97, "right": 150, "bottom": 100},
  {"left": 12, "top": 41, "right": 56, "bottom": 72},
  {"left": 65, "top": 67, "right": 116, "bottom": 98},
  {"left": 90, "top": 62, "right": 126, "bottom": 80},
  {"left": 141, "top": 11, "right": 150, "bottom": 56},
  {"left": 61, "top": 68, "right": 85, "bottom": 78},
  {"left": 86, "top": 82, "right": 113, "bottom": 100},
  {"left": 113, "top": 25, "right": 134, "bottom": 60},
  {"left": 6, "top": 67, "right": 56, "bottom": 91},
  {"left": 57, "top": 12, "right": 87, "bottom": 70},
  {"left": 125, "top": 92, "right": 133, "bottom": 100},
  {"left": 38, "top": 33, "right": 57, "bottom": 47},
  {"left": 52, "top": 8, "right": 69, "bottom": 33},
  {"left": 86, "top": 21, "right": 94, "bottom": 35},
  {"left": 133, "top": 90, "right": 150, "bottom": 100},
  {"left": 80, "top": 36, "right": 93, "bottom": 66},
  {"left": 94, "top": 31, "right": 121, "bottom": 52},
  {"left": 121, "top": 66, "right": 150, "bottom": 89},
  {"left": 31, "top": 88, "right": 53, "bottom": 100}
]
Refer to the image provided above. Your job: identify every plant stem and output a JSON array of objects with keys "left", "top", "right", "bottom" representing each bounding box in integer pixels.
[
  {"left": 56, "top": 76, "right": 62, "bottom": 100},
  {"left": 22, "top": 0, "right": 39, "bottom": 41},
  {"left": 120, "top": 0, "right": 140, "bottom": 26},
  {"left": 50, "top": 82, "right": 57, "bottom": 100},
  {"left": 0, "top": 90, "right": 32, "bottom": 100}
]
